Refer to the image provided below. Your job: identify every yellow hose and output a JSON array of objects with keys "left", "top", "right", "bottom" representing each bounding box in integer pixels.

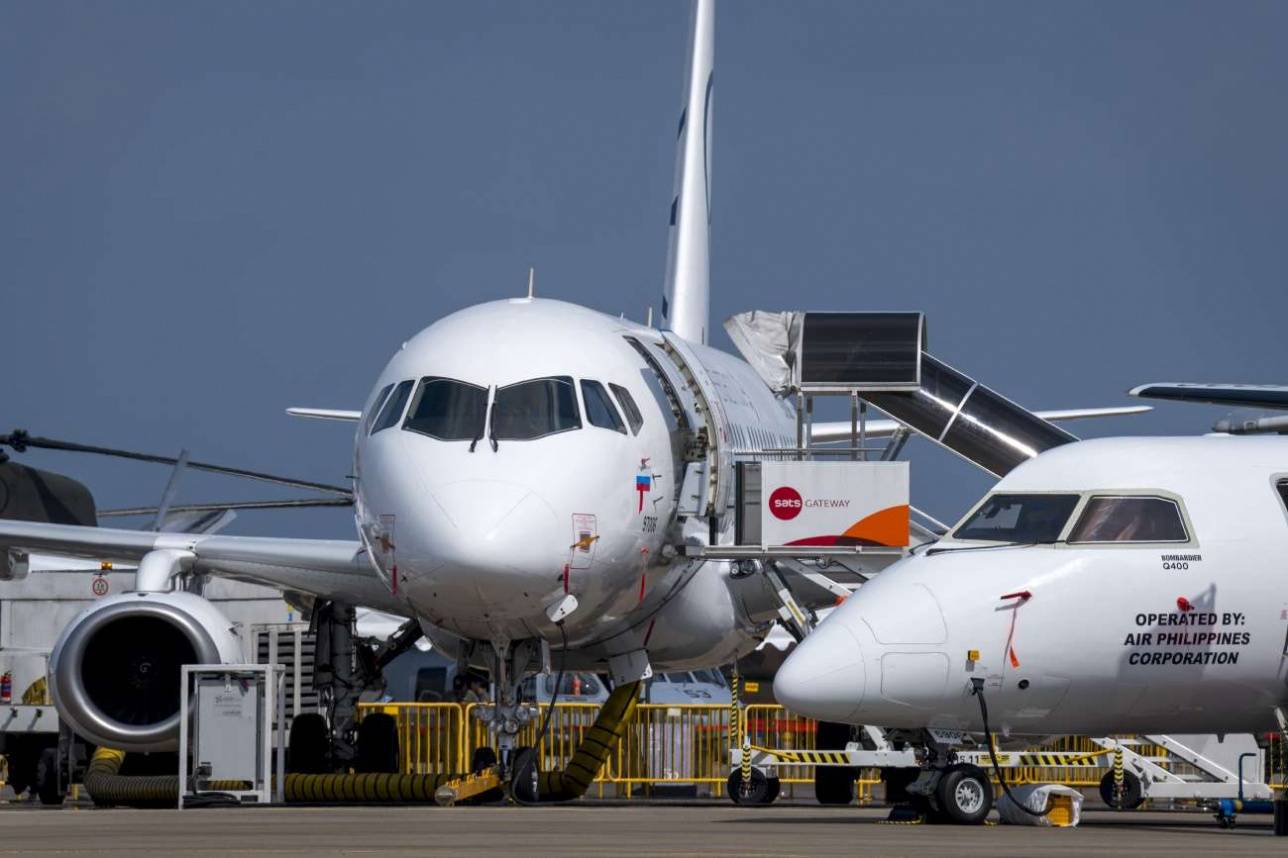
[
  {"left": 535, "top": 680, "right": 641, "bottom": 801},
  {"left": 84, "top": 746, "right": 455, "bottom": 806},
  {"left": 86, "top": 680, "right": 643, "bottom": 807}
]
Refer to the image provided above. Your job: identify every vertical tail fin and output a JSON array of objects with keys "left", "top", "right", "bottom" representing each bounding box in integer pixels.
[{"left": 661, "top": 0, "right": 715, "bottom": 344}]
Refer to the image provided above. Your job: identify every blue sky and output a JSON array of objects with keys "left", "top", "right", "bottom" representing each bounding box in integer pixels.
[{"left": 4, "top": 1, "right": 1286, "bottom": 536}]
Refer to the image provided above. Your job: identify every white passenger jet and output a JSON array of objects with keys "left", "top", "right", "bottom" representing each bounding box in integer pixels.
[
  {"left": 0, "top": 0, "right": 1140, "bottom": 773},
  {"left": 776, "top": 384, "right": 1288, "bottom": 818}
]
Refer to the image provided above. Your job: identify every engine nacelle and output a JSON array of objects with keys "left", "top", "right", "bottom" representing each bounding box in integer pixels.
[{"left": 48, "top": 591, "right": 242, "bottom": 751}]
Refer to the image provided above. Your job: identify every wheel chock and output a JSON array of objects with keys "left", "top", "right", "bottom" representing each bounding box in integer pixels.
[{"left": 434, "top": 767, "right": 502, "bottom": 807}]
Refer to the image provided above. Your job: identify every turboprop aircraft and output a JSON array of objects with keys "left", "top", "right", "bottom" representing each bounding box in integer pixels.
[
  {"left": 775, "top": 383, "right": 1288, "bottom": 820},
  {"left": 0, "top": 0, "right": 1144, "bottom": 785}
]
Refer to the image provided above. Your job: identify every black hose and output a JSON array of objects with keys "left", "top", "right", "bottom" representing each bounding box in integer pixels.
[
  {"left": 510, "top": 622, "right": 567, "bottom": 805},
  {"left": 970, "top": 679, "right": 1049, "bottom": 818}
]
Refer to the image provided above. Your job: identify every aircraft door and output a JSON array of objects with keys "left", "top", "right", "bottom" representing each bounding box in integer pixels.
[{"left": 659, "top": 332, "right": 731, "bottom": 532}]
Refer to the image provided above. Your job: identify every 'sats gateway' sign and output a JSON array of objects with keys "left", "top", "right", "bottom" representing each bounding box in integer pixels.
[{"left": 760, "top": 461, "right": 910, "bottom": 548}]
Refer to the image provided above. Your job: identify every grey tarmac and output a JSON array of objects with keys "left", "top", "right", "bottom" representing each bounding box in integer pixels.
[{"left": 0, "top": 805, "right": 1276, "bottom": 857}]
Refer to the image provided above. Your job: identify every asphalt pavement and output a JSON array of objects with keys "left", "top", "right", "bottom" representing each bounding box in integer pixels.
[{"left": 0, "top": 804, "right": 1278, "bottom": 857}]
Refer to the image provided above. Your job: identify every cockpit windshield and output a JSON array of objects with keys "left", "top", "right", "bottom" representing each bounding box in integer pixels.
[
  {"left": 952, "top": 493, "right": 1081, "bottom": 544},
  {"left": 491, "top": 376, "right": 581, "bottom": 441},
  {"left": 403, "top": 377, "right": 489, "bottom": 441}
]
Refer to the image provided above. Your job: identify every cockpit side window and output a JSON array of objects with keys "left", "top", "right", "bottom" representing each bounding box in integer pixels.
[
  {"left": 491, "top": 376, "right": 581, "bottom": 441},
  {"left": 609, "top": 383, "right": 644, "bottom": 435},
  {"left": 1068, "top": 496, "right": 1189, "bottom": 543},
  {"left": 363, "top": 383, "right": 395, "bottom": 435},
  {"left": 1277, "top": 478, "right": 1288, "bottom": 511},
  {"left": 952, "top": 493, "right": 1081, "bottom": 543},
  {"left": 581, "top": 380, "right": 626, "bottom": 434},
  {"left": 403, "top": 377, "right": 489, "bottom": 441},
  {"left": 370, "top": 379, "right": 414, "bottom": 435}
]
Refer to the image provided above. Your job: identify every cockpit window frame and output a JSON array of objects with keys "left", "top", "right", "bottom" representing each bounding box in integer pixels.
[
  {"left": 1066, "top": 494, "right": 1192, "bottom": 545},
  {"left": 490, "top": 375, "right": 583, "bottom": 442},
  {"left": 369, "top": 379, "right": 415, "bottom": 435},
  {"left": 949, "top": 491, "right": 1083, "bottom": 545},
  {"left": 580, "top": 379, "right": 627, "bottom": 435},
  {"left": 949, "top": 488, "right": 1198, "bottom": 549},
  {"left": 608, "top": 383, "right": 645, "bottom": 435},
  {"left": 363, "top": 382, "right": 395, "bottom": 436},
  {"left": 401, "top": 376, "right": 491, "bottom": 442}
]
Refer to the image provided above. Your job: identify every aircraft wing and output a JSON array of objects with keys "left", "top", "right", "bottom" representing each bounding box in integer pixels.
[
  {"left": 0, "top": 520, "right": 405, "bottom": 614},
  {"left": 809, "top": 405, "right": 1151, "bottom": 444},
  {"left": 1130, "top": 383, "right": 1288, "bottom": 411}
]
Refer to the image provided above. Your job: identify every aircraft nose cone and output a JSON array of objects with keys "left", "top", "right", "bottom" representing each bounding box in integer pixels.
[
  {"left": 774, "top": 619, "right": 865, "bottom": 723},
  {"left": 432, "top": 479, "right": 547, "bottom": 544},
  {"left": 427, "top": 480, "right": 562, "bottom": 604}
]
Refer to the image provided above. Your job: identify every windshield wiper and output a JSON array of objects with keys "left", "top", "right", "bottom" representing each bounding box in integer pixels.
[{"left": 470, "top": 398, "right": 493, "bottom": 453}]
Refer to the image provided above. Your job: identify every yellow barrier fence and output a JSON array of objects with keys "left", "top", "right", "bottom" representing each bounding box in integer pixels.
[
  {"left": 358, "top": 701, "right": 1283, "bottom": 798},
  {"left": 363, "top": 703, "right": 466, "bottom": 775}
]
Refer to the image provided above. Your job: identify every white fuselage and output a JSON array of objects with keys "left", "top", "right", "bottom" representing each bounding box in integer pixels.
[
  {"left": 776, "top": 435, "right": 1288, "bottom": 736},
  {"left": 352, "top": 297, "right": 795, "bottom": 668}
]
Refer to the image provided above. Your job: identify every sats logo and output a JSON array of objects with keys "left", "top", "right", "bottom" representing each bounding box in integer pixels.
[{"left": 769, "top": 486, "right": 803, "bottom": 520}]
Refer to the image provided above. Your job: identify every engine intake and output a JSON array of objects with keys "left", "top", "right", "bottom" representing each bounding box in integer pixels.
[{"left": 49, "top": 591, "right": 242, "bottom": 751}]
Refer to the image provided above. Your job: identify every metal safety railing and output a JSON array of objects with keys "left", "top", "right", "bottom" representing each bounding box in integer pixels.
[
  {"left": 362, "top": 703, "right": 465, "bottom": 775},
  {"left": 357, "top": 701, "right": 1288, "bottom": 797}
]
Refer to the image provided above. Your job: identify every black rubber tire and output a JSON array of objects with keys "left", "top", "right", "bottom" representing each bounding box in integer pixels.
[
  {"left": 934, "top": 764, "right": 993, "bottom": 825},
  {"left": 287, "top": 713, "right": 330, "bottom": 774},
  {"left": 471, "top": 746, "right": 498, "bottom": 774},
  {"left": 509, "top": 746, "right": 539, "bottom": 803},
  {"left": 763, "top": 776, "right": 782, "bottom": 805},
  {"left": 34, "top": 747, "right": 62, "bottom": 806},
  {"left": 813, "top": 721, "right": 858, "bottom": 805},
  {"left": 881, "top": 767, "right": 918, "bottom": 805},
  {"left": 726, "top": 768, "right": 773, "bottom": 805},
  {"left": 815, "top": 767, "right": 856, "bottom": 806},
  {"left": 5, "top": 743, "right": 35, "bottom": 797},
  {"left": 1099, "top": 769, "right": 1144, "bottom": 810},
  {"left": 355, "top": 713, "right": 400, "bottom": 774}
]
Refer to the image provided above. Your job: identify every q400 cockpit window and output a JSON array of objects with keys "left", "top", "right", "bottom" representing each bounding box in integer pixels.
[
  {"left": 403, "top": 377, "right": 489, "bottom": 441},
  {"left": 491, "top": 376, "right": 581, "bottom": 441},
  {"left": 953, "top": 493, "right": 1081, "bottom": 544},
  {"left": 1068, "top": 496, "right": 1189, "bottom": 543}
]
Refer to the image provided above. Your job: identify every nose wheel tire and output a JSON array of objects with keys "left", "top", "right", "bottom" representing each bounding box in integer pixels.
[
  {"left": 726, "top": 768, "right": 780, "bottom": 805},
  {"left": 1098, "top": 770, "right": 1144, "bottom": 810},
  {"left": 509, "top": 746, "right": 539, "bottom": 803},
  {"left": 933, "top": 764, "right": 993, "bottom": 825}
]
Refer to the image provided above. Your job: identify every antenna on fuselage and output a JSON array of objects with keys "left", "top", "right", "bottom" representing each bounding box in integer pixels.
[
  {"left": 646, "top": 306, "right": 654, "bottom": 327},
  {"left": 527, "top": 267, "right": 535, "bottom": 299}
]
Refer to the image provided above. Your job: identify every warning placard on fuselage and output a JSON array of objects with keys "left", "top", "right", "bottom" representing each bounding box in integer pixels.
[{"left": 758, "top": 461, "right": 910, "bottom": 548}]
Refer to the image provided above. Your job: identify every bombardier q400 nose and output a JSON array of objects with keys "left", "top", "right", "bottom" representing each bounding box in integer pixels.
[{"left": 772, "top": 619, "right": 867, "bottom": 723}]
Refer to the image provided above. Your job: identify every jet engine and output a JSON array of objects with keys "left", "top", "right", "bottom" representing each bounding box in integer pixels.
[{"left": 48, "top": 590, "right": 242, "bottom": 751}]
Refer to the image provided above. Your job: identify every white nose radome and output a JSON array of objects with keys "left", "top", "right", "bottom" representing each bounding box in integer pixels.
[
  {"left": 773, "top": 619, "right": 865, "bottom": 723},
  {"left": 427, "top": 480, "right": 562, "bottom": 606}
]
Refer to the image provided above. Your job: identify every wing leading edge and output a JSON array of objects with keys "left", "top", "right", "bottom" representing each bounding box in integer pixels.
[
  {"left": 1129, "top": 383, "right": 1288, "bottom": 411},
  {"left": 0, "top": 520, "right": 404, "bottom": 614}
]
